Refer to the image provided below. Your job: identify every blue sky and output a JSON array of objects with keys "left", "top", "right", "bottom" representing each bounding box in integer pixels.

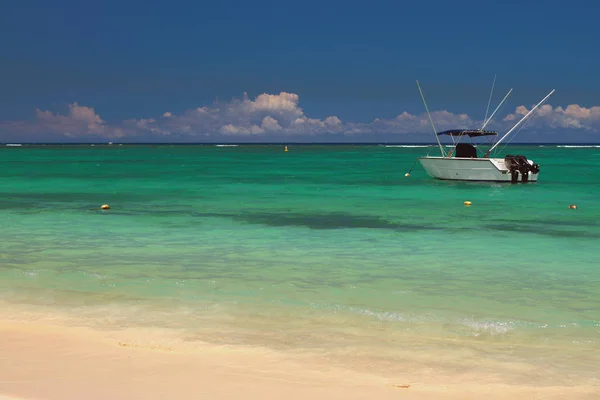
[{"left": 1, "top": 0, "right": 599, "bottom": 142}]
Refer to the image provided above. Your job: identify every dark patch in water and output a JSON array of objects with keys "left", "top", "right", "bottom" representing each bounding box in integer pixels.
[
  {"left": 489, "top": 217, "right": 598, "bottom": 228},
  {"left": 193, "top": 211, "right": 431, "bottom": 231},
  {"left": 0, "top": 201, "right": 40, "bottom": 210},
  {"left": 4, "top": 192, "right": 152, "bottom": 203},
  {"left": 92, "top": 209, "right": 195, "bottom": 217},
  {"left": 485, "top": 224, "right": 599, "bottom": 239}
]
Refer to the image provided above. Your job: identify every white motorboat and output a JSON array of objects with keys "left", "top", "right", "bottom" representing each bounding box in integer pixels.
[{"left": 414, "top": 80, "right": 555, "bottom": 183}]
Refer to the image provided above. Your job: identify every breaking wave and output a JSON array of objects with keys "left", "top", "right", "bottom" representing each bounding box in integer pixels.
[
  {"left": 556, "top": 145, "right": 600, "bottom": 148},
  {"left": 384, "top": 145, "right": 432, "bottom": 148}
]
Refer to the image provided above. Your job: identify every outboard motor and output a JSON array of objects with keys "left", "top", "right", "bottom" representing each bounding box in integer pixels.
[{"left": 505, "top": 155, "right": 540, "bottom": 183}]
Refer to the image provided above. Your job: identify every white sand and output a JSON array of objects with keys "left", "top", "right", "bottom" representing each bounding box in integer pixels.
[{"left": 0, "top": 320, "right": 597, "bottom": 400}]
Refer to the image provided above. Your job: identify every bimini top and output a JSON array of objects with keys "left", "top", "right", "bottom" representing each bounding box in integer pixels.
[{"left": 437, "top": 129, "right": 498, "bottom": 137}]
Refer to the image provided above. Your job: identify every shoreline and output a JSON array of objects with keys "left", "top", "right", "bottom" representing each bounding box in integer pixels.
[{"left": 1, "top": 318, "right": 598, "bottom": 400}]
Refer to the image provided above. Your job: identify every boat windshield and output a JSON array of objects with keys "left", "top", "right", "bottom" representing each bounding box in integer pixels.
[{"left": 454, "top": 143, "right": 478, "bottom": 158}]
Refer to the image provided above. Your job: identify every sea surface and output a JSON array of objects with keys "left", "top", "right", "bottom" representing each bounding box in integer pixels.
[{"left": 1, "top": 144, "right": 599, "bottom": 386}]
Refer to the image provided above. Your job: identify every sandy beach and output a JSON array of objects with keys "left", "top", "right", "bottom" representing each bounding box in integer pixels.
[{"left": 1, "top": 318, "right": 597, "bottom": 400}]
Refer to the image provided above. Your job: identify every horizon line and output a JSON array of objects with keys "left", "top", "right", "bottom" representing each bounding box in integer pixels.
[{"left": 3, "top": 142, "right": 600, "bottom": 146}]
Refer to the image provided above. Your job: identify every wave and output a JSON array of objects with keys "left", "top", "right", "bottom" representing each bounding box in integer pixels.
[
  {"left": 384, "top": 145, "right": 432, "bottom": 148},
  {"left": 5, "top": 143, "right": 23, "bottom": 147},
  {"left": 215, "top": 144, "right": 239, "bottom": 147},
  {"left": 557, "top": 145, "right": 600, "bottom": 148},
  {"left": 455, "top": 317, "right": 517, "bottom": 336},
  {"left": 307, "top": 302, "right": 590, "bottom": 337}
]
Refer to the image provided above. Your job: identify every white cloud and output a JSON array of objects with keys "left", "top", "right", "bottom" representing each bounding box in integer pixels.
[
  {"left": 347, "top": 110, "right": 475, "bottom": 135},
  {"left": 503, "top": 103, "right": 600, "bottom": 131},
  {"left": 324, "top": 116, "right": 343, "bottom": 132},
  {"left": 248, "top": 92, "right": 303, "bottom": 117},
  {"left": 2, "top": 92, "right": 600, "bottom": 140},
  {"left": 261, "top": 116, "right": 282, "bottom": 132},
  {"left": 1, "top": 102, "right": 127, "bottom": 138},
  {"left": 127, "top": 92, "right": 344, "bottom": 136},
  {"left": 36, "top": 103, "right": 103, "bottom": 135},
  {"left": 219, "top": 123, "right": 264, "bottom": 135}
]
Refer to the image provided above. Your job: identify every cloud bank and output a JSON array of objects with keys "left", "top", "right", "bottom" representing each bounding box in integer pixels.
[
  {"left": 503, "top": 104, "right": 600, "bottom": 131},
  {"left": 1, "top": 92, "right": 599, "bottom": 142}
]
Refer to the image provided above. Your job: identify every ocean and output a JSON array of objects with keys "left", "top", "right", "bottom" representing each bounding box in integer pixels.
[{"left": 1, "top": 144, "right": 599, "bottom": 387}]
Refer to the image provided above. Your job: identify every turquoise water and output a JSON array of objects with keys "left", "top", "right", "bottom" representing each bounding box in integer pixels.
[{"left": 1, "top": 144, "right": 599, "bottom": 385}]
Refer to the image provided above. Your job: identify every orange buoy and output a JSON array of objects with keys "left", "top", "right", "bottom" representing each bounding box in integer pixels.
[
  {"left": 568, "top": 204, "right": 577, "bottom": 209},
  {"left": 101, "top": 204, "right": 110, "bottom": 210},
  {"left": 464, "top": 201, "right": 472, "bottom": 206}
]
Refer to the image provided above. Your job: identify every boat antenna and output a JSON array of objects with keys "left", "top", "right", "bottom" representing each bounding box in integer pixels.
[
  {"left": 495, "top": 110, "right": 536, "bottom": 155},
  {"left": 482, "top": 74, "right": 496, "bottom": 129},
  {"left": 485, "top": 89, "right": 555, "bottom": 157},
  {"left": 416, "top": 80, "right": 445, "bottom": 157},
  {"left": 481, "top": 88, "right": 513, "bottom": 130}
]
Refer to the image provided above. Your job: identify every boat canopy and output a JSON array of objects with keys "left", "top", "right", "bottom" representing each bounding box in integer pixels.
[{"left": 437, "top": 129, "right": 498, "bottom": 137}]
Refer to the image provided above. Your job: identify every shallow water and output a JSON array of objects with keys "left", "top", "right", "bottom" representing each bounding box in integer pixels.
[{"left": 1, "top": 144, "right": 599, "bottom": 385}]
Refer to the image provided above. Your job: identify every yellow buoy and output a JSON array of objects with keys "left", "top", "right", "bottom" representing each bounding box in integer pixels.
[
  {"left": 464, "top": 201, "right": 472, "bottom": 206},
  {"left": 284, "top": 145, "right": 288, "bottom": 152},
  {"left": 405, "top": 173, "right": 410, "bottom": 177},
  {"left": 101, "top": 204, "right": 110, "bottom": 210},
  {"left": 569, "top": 204, "right": 577, "bottom": 209}
]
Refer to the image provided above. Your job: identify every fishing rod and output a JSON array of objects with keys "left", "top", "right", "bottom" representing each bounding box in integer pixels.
[{"left": 405, "top": 157, "right": 420, "bottom": 177}]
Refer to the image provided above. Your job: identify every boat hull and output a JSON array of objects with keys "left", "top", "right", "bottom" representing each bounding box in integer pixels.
[{"left": 418, "top": 156, "right": 539, "bottom": 182}]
